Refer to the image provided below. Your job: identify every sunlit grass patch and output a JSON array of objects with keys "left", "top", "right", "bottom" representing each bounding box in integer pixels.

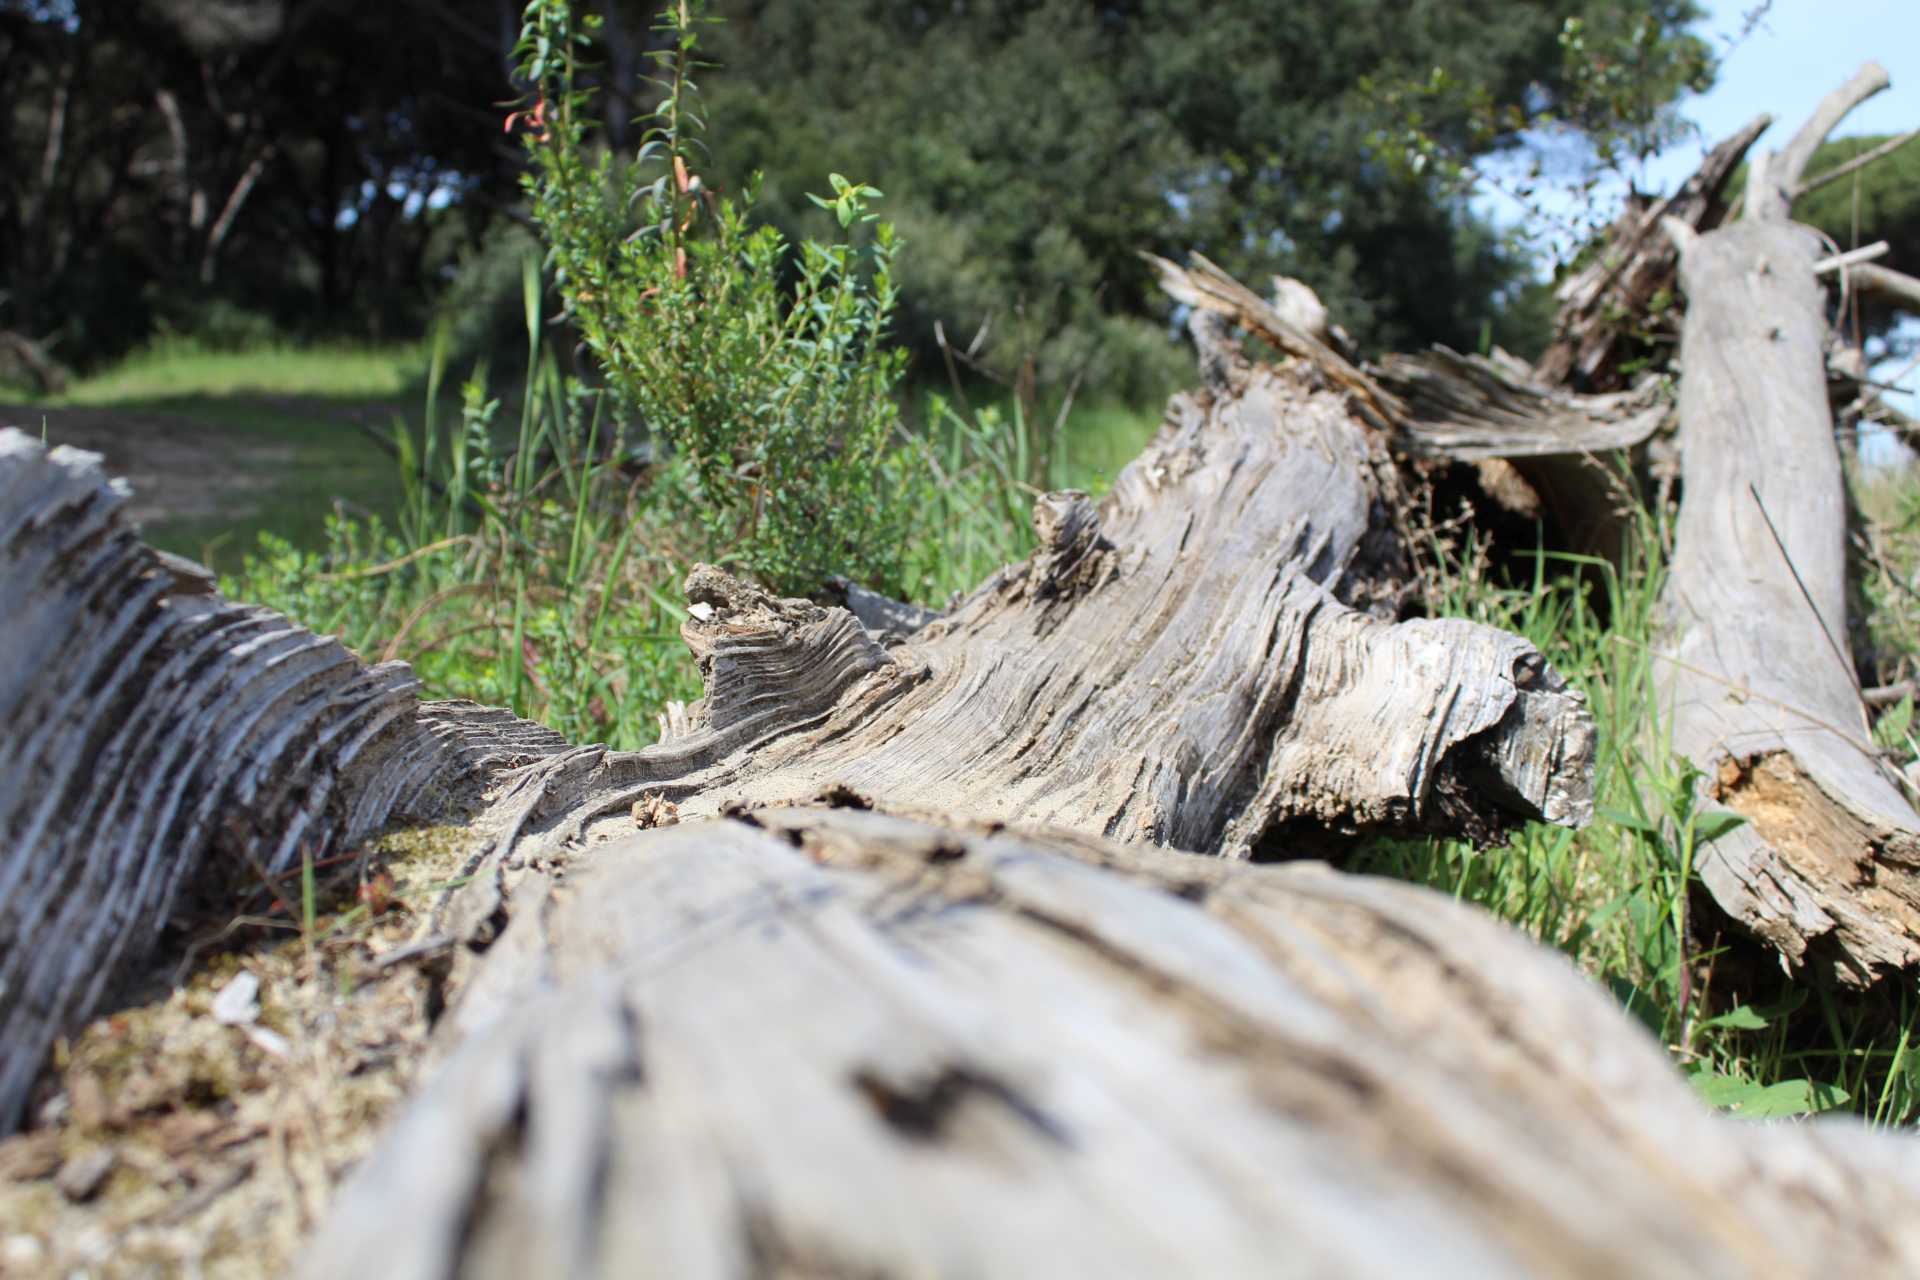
[{"left": 52, "top": 339, "right": 424, "bottom": 407}]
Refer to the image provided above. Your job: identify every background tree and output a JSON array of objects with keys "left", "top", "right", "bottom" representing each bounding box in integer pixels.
[
  {"left": 695, "top": 0, "right": 1711, "bottom": 396},
  {"left": 1794, "top": 133, "right": 1920, "bottom": 356},
  {"left": 0, "top": 0, "right": 526, "bottom": 374}
]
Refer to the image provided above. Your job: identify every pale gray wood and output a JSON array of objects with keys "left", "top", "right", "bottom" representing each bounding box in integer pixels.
[
  {"left": 307, "top": 810, "right": 1920, "bottom": 1278},
  {"left": 404, "top": 287, "right": 1596, "bottom": 886},
  {"left": 1745, "top": 62, "right": 1890, "bottom": 223},
  {"left": 1376, "top": 346, "right": 1666, "bottom": 463},
  {"left": 1658, "top": 65, "right": 1920, "bottom": 983}
]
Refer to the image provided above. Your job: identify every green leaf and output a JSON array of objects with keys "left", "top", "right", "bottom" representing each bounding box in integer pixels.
[
  {"left": 1875, "top": 694, "right": 1915, "bottom": 751},
  {"left": 1697, "top": 1004, "right": 1770, "bottom": 1031},
  {"left": 1690, "top": 1071, "right": 1849, "bottom": 1118},
  {"left": 1691, "top": 811, "right": 1748, "bottom": 846},
  {"left": 1597, "top": 806, "right": 1659, "bottom": 836}
]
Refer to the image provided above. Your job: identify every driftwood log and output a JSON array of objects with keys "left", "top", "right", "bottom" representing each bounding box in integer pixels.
[{"left": 5, "top": 253, "right": 1920, "bottom": 1270}]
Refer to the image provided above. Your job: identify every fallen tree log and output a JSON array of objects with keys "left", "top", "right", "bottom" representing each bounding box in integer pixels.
[
  {"left": 1372, "top": 344, "right": 1668, "bottom": 558},
  {"left": 5, "top": 252, "right": 1920, "bottom": 1271},
  {"left": 0, "top": 288, "right": 1596, "bottom": 1132},
  {"left": 0, "top": 432, "right": 569, "bottom": 1132},
  {"left": 304, "top": 806, "right": 1920, "bottom": 1278},
  {"left": 1654, "top": 62, "right": 1920, "bottom": 985}
]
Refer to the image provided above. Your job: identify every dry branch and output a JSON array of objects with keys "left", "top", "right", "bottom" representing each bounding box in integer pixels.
[
  {"left": 1534, "top": 114, "right": 1769, "bottom": 392},
  {"left": 0, "top": 301, "right": 1598, "bottom": 1137}
]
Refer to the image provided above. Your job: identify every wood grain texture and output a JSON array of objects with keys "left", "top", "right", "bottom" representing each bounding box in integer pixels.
[
  {"left": 1663, "top": 219, "right": 1920, "bottom": 982},
  {"left": 1377, "top": 346, "right": 1666, "bottom": 462},
  {"left": 406, "top": 316, "right": 1595, "bottom": 888},
  {"left": 308, "top": 809, "right": 1920, "bottom": 1279},
  {"left": 0, "top": 429, "right": 567, "bottom": 1130}
]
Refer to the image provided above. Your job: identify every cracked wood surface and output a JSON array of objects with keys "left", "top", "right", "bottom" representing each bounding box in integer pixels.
[
  {"left": 0, "top": 314, "right": 1597, "bottom": 1138},
  {"left": 307, "top": 809, "right": 1920, "bottom": 1278},
  {"left": 399, "top": 337, "right": 1595, "bottom": 867}
]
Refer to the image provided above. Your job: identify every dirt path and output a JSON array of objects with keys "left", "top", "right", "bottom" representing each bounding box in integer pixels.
[
  {"left": 0, "top": 399, "right": 399, "bottom": 562},
  {"left": 1, "top": 404, "right": 298, "bottom": 531}
]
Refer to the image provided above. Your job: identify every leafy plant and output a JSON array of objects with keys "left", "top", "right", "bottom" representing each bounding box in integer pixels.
[{"left": 512, "top": 0, "right": 914, "bottom": 598}]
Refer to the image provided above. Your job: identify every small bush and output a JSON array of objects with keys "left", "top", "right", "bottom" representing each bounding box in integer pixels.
[{"left": 514, "top": 0, "right": 915, "bottom": 598}]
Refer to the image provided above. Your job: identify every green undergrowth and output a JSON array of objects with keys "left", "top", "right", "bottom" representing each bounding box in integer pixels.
[
  {"left": 6, "top": 335, "right": 427, "bottom": 566},
  {"left": 1353, "top": 498, "right": 1920, "bottom": 1124},
  {"left": 229, "top": 303, "right": 1067, "bottom": 748}
]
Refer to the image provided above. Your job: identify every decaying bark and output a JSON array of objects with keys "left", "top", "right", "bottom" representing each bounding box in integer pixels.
[
  {"left": 0, "top": 433, "right": 568, "bottom": 1132},
  {"left": 1653, "top": 62, "right": 1920, "bottom": 985},
  {"left": 1373, "top": 344, "right": 1668, "bottom": 558}
]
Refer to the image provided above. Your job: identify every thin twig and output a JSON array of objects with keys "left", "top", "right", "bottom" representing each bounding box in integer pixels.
[
  {"left": 1793, "top": 127, "right": 1920, "bottom": 201},
  {"left": 1748, "top": 482, "right": 1863, "bottom": 701},
  {"left": 315, "top": 535, "right": 476, "bottom": 583}
]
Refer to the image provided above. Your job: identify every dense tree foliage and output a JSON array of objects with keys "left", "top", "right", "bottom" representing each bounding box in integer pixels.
[
  {"left": 0, "top": 0, "right": 1710, "bottom": 398},
  {"left": 0, "top": 0, "right": 525, "bottom": 372},
  {"left": 696, "top": 0, "right": 1709, "bottom": 392}
]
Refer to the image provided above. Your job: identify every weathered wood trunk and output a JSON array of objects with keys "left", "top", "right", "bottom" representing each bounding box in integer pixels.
[
  {"left": 1375, "top": 66, "right": 1920, "bottom": 986},
  {"left": 1653, "top": 64, "right": 1920, "bottom": 985},
  {"left": 308, "top": 807, "right": 1920, "bottom": 1278},
  {"left": 4, "top": 243, "right": 1919, "bottom": 1272}
]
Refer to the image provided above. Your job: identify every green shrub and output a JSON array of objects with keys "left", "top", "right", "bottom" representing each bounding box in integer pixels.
[{"left": 513, "top": 0, "right": 914, "bottom": 598}]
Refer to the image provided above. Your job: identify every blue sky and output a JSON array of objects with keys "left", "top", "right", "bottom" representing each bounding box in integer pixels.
[
  {"left": 1672, "top": 1, "right": 1920, "bottom": 449},
  {"left": 1645, "top": 0, "right": 1917, "bottom": 192},
  {"left": 1472, "top": 2, "right": 1919, "bottom": 452}
]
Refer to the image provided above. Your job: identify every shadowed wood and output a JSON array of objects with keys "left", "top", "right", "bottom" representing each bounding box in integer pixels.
[
  {"left": 0, "top": 430, "right": 569, "bottom": 1130},
  {"left": 1374, "top": 344, "right": 1667, "bottom": 556}
]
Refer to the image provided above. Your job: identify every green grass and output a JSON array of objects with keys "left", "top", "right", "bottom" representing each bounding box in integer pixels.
[
  {"left": 52, "top": 338, "right": 424, "bottom": 404},
  {"left": 1353, "top": 500, "right": 1920, "bottom": 1124},
  {"left": 6, "top": 337, "right": 431, "bottom": 568}
]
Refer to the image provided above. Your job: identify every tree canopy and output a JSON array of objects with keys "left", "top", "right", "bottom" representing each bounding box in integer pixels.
[
  {"left": 0, "top": 0, "right": 521, "bottom": 370},
  {"left": 0, "top": 0, "right": 1712, "bottom": 397},
  {"left": 697, "top": 0, "right": 1710, "bottom": 393}
]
